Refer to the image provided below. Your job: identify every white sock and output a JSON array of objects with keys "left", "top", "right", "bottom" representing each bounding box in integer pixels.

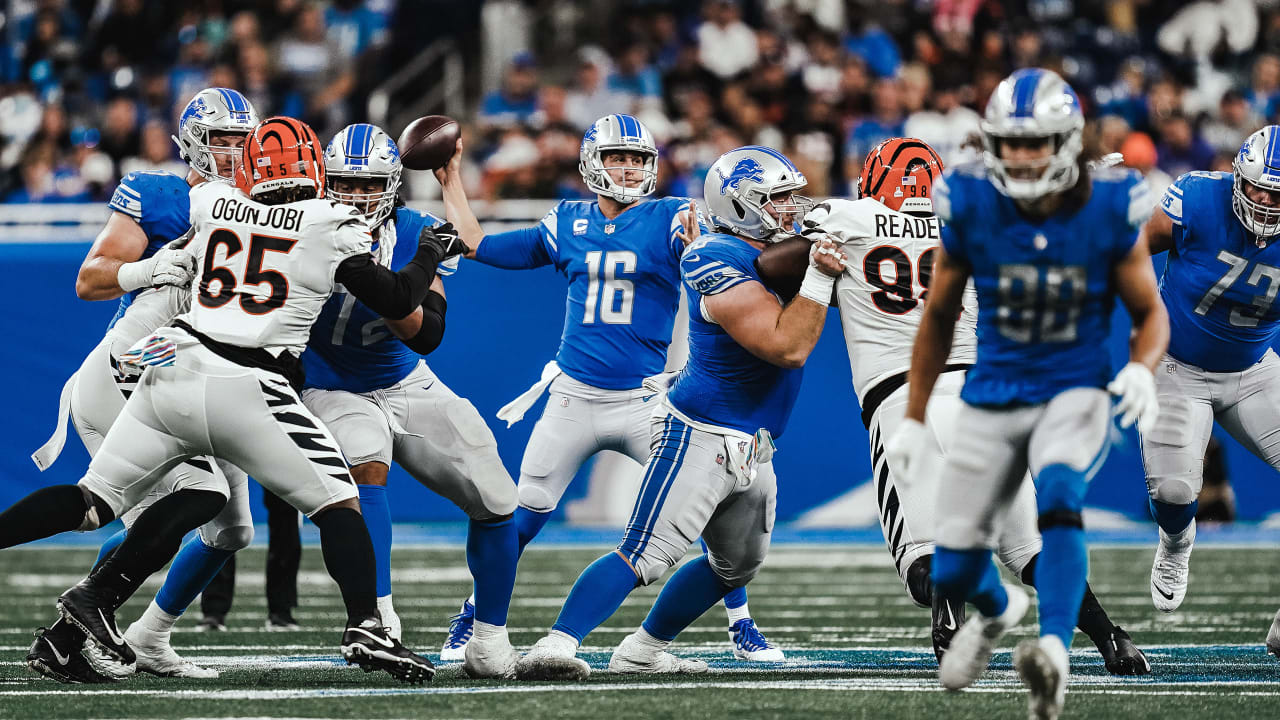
[
  {"left": 633, "top": 627, "right": 670, "bottom": 651},
  {"left": 472, "top": 620, "right": 507, "bottom": 642},
  {"left": 547, "top": 629, "right": 580, "bottom": 651},
  {"left": 138, "top": 600, "right": 180, "bottom": 638},
  {"left": 377, "top": 594, "right": 395, "bottom": 615},
  {"left": 466, "top": 592, "right": 477, "bottom": 607},
  {"left": 725, "top": 601, "right": 751, "bottom": 625}
]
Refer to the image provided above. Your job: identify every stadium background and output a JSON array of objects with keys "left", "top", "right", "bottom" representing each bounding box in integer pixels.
[{"left": 2, "top": 0, "right": 1279, "bottom": 528}]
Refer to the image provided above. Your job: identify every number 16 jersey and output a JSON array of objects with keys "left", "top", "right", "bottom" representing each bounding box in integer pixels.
[
  {"left": 180, "top": 181, "right": 372, "bottom": 356},
  {"left": 816, "top": 197, "right": 976, "bottom": 404}
]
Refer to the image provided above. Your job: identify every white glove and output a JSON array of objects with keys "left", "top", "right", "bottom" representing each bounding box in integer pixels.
[
  {"left": 1107, "top": 362, "right": 1159, "bottom": 435},
  {"left": 117, "top": 247, "right": 197, "bottom": 292},
  {"left": 885, "top": 417, "right": 928, "bottom": 480}
]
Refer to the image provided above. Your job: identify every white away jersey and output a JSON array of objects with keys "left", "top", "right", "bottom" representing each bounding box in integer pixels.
[
  {"left": 809, "top": 198, "right": 977, "bottom": 402},
  {"left": 178, "top": 182, "right": 372, "bottom": 355}
]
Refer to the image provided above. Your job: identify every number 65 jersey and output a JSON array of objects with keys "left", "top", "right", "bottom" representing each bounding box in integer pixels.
[
  {"left": 815, "top": 197, "right": 976, "bottom": 405},
  {"left": 179, "top": 181, "right": 372, "bottom": 355},
  {"left": 936, "top": 163, "right": 1152, "bottom": 407}
]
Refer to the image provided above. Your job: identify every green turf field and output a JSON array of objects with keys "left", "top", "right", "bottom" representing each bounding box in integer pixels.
[{"left": 0, "top": 542, "right": 1277, "bottom": 719}]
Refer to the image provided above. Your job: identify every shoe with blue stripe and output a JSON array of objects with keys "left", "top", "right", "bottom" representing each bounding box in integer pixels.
[
  {"left": 728, "top": 618, "right": 784, "bottom": 662},
  {"left": 440, "top": 600, "right": 474, "bottom": 662}
]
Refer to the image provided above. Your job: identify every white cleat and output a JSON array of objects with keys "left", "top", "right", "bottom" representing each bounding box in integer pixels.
[
  {"left": 514, "top": 634, "right": 590, "bottom": 681},
  {"left": 123, "top": 623, "right": 218, "bottom": 679},
  {"left": 439, "top": 599, "right": 474, "bottom": 662},
  {"left": 1267, "top": 608, "right": 1280, "bottom": 659},
  {"left": 1014, "top": 635, "right": 1068, "bottom": 720},
  {"left": 81, "top": 640, "right": 135, "bottom": 680},
  {"left": 938, "top": 583, "right": 1029, "bottom": 691},
  {"left": 728, "top": 618, "right": 784, "bottom": 662},
  {"left": 608, "top": 632, "right": 709, "bottom": 674},
  {"left": 461, "top": 623, "right": 518, "bottom": 679},
  {"left": 1150, "top": 521, "right": 1195, "bottom": 613}
]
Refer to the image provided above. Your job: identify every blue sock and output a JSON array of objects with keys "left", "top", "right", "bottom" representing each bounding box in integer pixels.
[
  {"left": 155, "top": 536, "right": 235, "bottom": 616},
  {"left": 933, "top": 546, "right": 1008, "bottom": 618},
  {"left": 1149, "top": 498, "right": 1197, "bottom": 535},
  {"left": 550, "top": 552, "right": 639, "bottom": 643},
  {"left": 515, "top": 507, "right": 552, "bottom": 555},
  {"left": 642, "top": 555, "right": 730, "bottom": 642},
  {"left": 358, "top": 484, "right": 393, "bottom": 597},
  {"left": 1035, "top": 463, "right": 1090, "bottom": 647},
  {"left": 94, "top": 528, "right": 127, "bottom": 568},
  {"left": 467, "top": 517, "right": 518, "bottom": 626}
]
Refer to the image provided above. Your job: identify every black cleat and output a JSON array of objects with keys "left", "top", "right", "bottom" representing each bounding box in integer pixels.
[
  {"left": 340, "top": 618, "right": 435, "bottom": 684},
  {"left": 931, "top": 590, "right": 966, "bottom": 663},
  {"left": 265, "top": 612, "right": 302, "bottom": 631},
  {"left": 1097, "top": 626, "right": 1151, "bottom": 676},
  {"left": 197, "top": 614, "right": 227, "bottom": 632},
  {"left": 905, "top": 555, "right": 934, "bottom": 608},
  {"left": 26, "top": 624, "right": 115, "bottom": 684},
  {"left": 57, "top": 580, "right": 135, "bottom": 667}
]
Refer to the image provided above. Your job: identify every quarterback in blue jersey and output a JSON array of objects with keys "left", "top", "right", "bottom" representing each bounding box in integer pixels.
[
  {"left": 887, "top": 69, "right": 1168, "bottom": 718},
  {"left": 1139, "top": 126, "right": 1280, "bottom": 633},
  {"left": 511, "top": 145, "right": 845, "bottom": 679},
  {"left": 294, "top": 123, "right": 520, "bottom": 678},
  {"left": 26, "top": 88, "right": 260, "bottom": 683},
  {"left": 436, "top": 115, "right": 781, "bottom": 661}
]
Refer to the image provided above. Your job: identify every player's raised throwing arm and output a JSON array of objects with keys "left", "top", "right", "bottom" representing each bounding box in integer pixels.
[
  {"left": 1107, "top": 232, "right": 1170, "bottom": 432},
  {"left": 434, "top": 139, "right": 486, "bottom": 259}
]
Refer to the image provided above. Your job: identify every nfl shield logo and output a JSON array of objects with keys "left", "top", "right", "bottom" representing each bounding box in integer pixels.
[
  {"left": 604, "top": 224, "right": 616, "bottom": 234},
  {"left": 715, "top": 453, "right": 724, "bottom": 465},
  {"left": 1033, "top": 233, "right": 1048, "bottom": 251}
]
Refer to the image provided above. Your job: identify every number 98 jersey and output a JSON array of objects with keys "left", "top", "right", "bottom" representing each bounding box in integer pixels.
[
  {"left": 180, "top": 181, "right": 372, "bottom": 356},
  {"left": 936, "top": 163, "right": 1152, "bottom": 407},
  {"left": 816, "top": 198, "right": 977, "bottom": 404}
]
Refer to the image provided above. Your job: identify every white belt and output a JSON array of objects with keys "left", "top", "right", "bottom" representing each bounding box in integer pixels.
[
  {"left": 496, "top": 361, "right": 563, "bottom": 427},
  {"left": 659, "top": 397, "right": 775, "bottom": 488},
  {"left": 31, "top": 372, "right": 78, "bottom": 471}
]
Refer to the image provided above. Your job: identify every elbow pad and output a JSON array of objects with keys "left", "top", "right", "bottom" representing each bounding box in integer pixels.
[{"left": 404, "top": 291, "right": 447, "bottom": 354}]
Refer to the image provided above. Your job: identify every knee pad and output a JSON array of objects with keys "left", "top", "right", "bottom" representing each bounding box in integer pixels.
[
  {"left": 707, "top": 554, "right": 761, "bottom": 589},
  {"left": 1035, "top": 464, "right": 1087, "bottom": 516},
  {"left": 517, "top": 482, "right": 558, "bottom": 514},
  {"left": 207, "top": 524, "right": 254, "bottom": 552},
  {"left": 1149, "top": 477, "right": 1199, "bottom": 505},
  {"left": 904, "top": 555, "right": 934, "bottom": 608},
  {"left": 629, "top": 548, "right": 679, "bottom": 586},
  {"left": 470, "top": 467, "right": 518, "bottom": 520},
  {"left": 445, "top": 396, "right": 500, "bottom": 450}
]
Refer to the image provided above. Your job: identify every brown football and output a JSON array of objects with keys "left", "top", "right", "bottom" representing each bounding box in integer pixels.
[
  {"left": 755, "top": 235, "right": 813, "bottom": 301},
  {"left": 397, "top": 115, "right": 460, "bottom": 171}
]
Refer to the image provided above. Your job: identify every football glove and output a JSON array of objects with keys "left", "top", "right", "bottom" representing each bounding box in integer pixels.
[
  {"left": 1108, "top": 362, "right": 1159, "bottom": 435},
  {"left": 116, "top": 246, "right": 197, "bottom": 292},
  {"left": 418, "top": 222, "right": 470, "bottom": 264}
]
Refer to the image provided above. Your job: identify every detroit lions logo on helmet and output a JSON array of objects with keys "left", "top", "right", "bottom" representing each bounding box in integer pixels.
[
  {"left": 581, "top": 123, "right": 599, "bottom": 152},
  {"left": 718, "top": 158, "right": 765, "bottom": 194},
  {"left": 181, "top": 97, "right": 211, "bottom": 128}
]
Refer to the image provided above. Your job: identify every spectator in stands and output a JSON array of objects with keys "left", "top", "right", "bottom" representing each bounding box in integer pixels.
[
  {"left": 1156, "top": 112, "right": 1215, "bottom": 178},
  {"left": 1097, "top": 59, "right": 1150, "bottom": 132},
  {"left": 845, "top": 21, "right": 901, "bottom": 79},
  {"left": 1203, "top": 89, "right": 1261, "bottom": 155},
  {"left": 67, "top": 127, "right": 114, "bottom": 201},
  {"left": 609, "top": 43, "right": 663, "bottom": 104},
  {"left": 904, "top": 71, "right": 980, "bottom": 167},
  {"left": 121, "top": 120, "right": 189, "bottom": 179},
  {"left": 3, "top": 142, "right": 88, "bottom": 203},
  {"left": 565, "top": 47, "right": 630, "bottom": 130},
  {"left": 478, "top": 52, "right": 540, "bottom": 131},
  {"left": 1245, "top": 53, "right": 1280, "bottom": 121},
  {"left": 845, "top": 77, "right": 905, "bottom": 181},
  {"left": 326, "top": 0, "right": 386, "bottom": 60},
  {"left": 801, "top": 30, "right": 844, "bottom": 103},
  {"left": 697, "top": 0, "right": 758, "bottom": 80},
  {"left": 274, "top": 1, "right": 353, "bottom": 135}
]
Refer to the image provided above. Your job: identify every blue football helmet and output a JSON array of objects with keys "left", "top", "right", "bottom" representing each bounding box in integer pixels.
[
  {"left": 579, "top": 114, "right": 658, "bottom": 204},
  {"left": 172, "top": 87, "right": 258, "bottom": 183},
  {"left": 324, "top": 123, "right": 402, "bottom": 226},
  {"left": 703, "top": 145, "right": 810, "bottom": 241},
  {"left": 1233, "top": 126, "right": 1280, "bottom": 238},
  {"left": 980, "top": 68, "right": 1084, "bottom": 200}
]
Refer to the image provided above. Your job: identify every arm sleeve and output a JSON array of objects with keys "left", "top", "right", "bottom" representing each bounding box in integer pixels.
[
  {"left": 335, "top": 243, "right": 438, "bottom": 319},
  {"left": 400, "top": 290, "right": 447, "bottom": 354},
  {"left": 473, "top": 204, "right": 561, "bottom": 269}
]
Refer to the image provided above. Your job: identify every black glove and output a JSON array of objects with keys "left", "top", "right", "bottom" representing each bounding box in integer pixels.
[{"left": 418, "top": 222, "right": 469, "bottom": 263}]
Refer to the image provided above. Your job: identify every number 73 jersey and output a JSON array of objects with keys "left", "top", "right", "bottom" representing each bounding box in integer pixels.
[
  {"left": 1159, "top": 171, "right": 1280, "bottom": 372},
  {"left": 179, "top": 181, "right": 372, "bottom": 356},
  {"left": 815, "top": 198, "right": 977, "bottom": 404},
  {"left": 935, "top": 163, "right": 1151, "bottom": 407}
]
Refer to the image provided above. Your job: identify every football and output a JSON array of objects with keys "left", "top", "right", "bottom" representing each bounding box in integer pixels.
[
  {"left": 755, "top": 234, "right": 813, "bottom": 301},
  {"left": 397, "top": 115, "right": 460, "bottom": 171}
]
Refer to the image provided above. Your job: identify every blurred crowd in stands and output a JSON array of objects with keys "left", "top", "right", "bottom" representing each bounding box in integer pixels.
[{"left": 3, "top": 0, "right": 1278, "bottom": 205}]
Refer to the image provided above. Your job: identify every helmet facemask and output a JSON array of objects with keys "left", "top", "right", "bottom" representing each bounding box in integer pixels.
[
  {"left": 725, "top": 181, "right": 812, "bottom": 241},
  {"left": 981, "top": 128, "right": 1082, "bottom": 201},
  {"left": 328, "top": 169, "right": 400, "bottom": 226},
  {"left": 582, "top": 147, "right": 657, "bottom": 204},
  {"left": 1233, "top": 172, "right": 1280, "bottom": 239}
]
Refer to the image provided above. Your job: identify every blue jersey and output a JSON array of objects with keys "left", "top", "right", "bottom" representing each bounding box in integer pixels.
[
  {"left": 936, "top": 164, "right": 1150, "bottom": 406},
  {"left": 104, "top": 171, "right": 192, "bottom": 328},
  {"left": 1158, "top": 171, "right": 1280, "bottom": 372},
  {"left": 474, "top": 197, "right": 694, "bottom": 390},
  {"left": 666, "top": 233, "right": 803, "bottom": 437},
  {"left": 302, "top": 206, "right": 448, "bottom": 393}
]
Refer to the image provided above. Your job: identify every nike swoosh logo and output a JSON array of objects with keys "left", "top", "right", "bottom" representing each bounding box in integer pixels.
[
  {"left": 44, "top": 637, "right": 71, "bottom": 666},
  {"left": 347, "top": 627, "right": 396, "bottom": 649},
  {"left": 99, "top": 609, "right": 126, "bottom": 646},
  {"left": 941, "top": 604, "right": 957, "bottom": 631},
  {"left": 1153, "top": 583, "right": 1175, "bottom": 601}
]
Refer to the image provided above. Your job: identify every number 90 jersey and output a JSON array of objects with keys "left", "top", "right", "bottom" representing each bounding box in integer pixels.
[
  {"left": 936, "top": 163, "right": 1151, "bottom": 407},
  {"left": 814, "top": 198, "right": 977, "bottom": 404},
  {"left": 180, "top": 181, "right": 373, "bottom": 356}
]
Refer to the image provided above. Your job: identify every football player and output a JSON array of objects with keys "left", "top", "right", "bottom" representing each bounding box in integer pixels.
[
  {"left": 757, "top": 137, "right": 1148, "bottom": 674},
  {"left": 514, "top": 145, "right": 844, "bottom": 679},
  {"left": 0, "top": 116, "right": 460, "bottom": 684},
  {"left": 1139, "top": 126, "right": 1280, "bottom": 616},
  {"left": 434, "top": 114, "right": 781, "bottom": 662},
  {"left": 27, "top": 88, "right": 259, "bottom": 682},
  {"left": 296, "top": 123, "right": 520, "bottom": 677},
  {"left": 886, "top": 70, "right": 1167, "bottom": 719}
]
